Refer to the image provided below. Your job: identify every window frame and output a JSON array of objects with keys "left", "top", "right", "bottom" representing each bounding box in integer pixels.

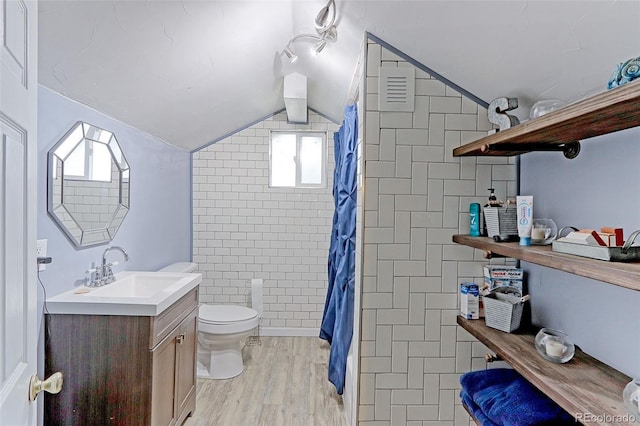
[{"left": 269, "top": 130, "right": 328, "bottom": 189}]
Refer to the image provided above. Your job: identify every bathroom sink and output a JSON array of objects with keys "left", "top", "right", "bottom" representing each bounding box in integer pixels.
[
  {"left": 89, "top": 273, "right": 186, "bottom": 298},
  {"left": 46, "top": 271, "right": 202, "bottom": 316}
]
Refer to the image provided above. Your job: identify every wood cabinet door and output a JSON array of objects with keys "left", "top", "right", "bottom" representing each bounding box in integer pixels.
[
  {"left": 45, "top": 315, "right": 153, "bottom": 426},
  {"left": 175, "top": 309, "right": 197, "bottom": 423},
  {"left": 151, "top": 329, "right": 177, "bottom": 426}
]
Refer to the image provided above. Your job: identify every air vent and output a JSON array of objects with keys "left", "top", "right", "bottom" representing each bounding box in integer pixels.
[
  {"left": 378, "top": 67, "right": 415, "bottom": 112},
  {"left": 284, "top": 72, "right": 308, "bottom": 123}
]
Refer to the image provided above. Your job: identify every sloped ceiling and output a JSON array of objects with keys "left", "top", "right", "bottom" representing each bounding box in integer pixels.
[{"left": 38, "top": 1, "right": 640, "bottom": 152}]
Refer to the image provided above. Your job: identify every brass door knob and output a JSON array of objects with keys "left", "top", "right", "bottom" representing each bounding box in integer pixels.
[{"left": 29, "top": 372, "right": 63, "bottom": 401}]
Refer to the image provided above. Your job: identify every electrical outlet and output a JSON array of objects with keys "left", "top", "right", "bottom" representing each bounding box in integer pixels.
[{"left": 37, "top": 239, "right": 48, "bottom": 271}]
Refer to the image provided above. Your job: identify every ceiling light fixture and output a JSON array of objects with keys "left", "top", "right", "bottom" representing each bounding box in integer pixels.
[
  {"left": 282, "top": 0, "right": 338, "bottom": 63},
  {"left": 314, "top": 0, "right": 336, "bottom": 34},
  {"left": 322, "top": 26, "right": 338, "bottom": 42},
  {"left": 313, "top": 40, "right": 326, "bottom": 55},
  {"left": 283, "top": 47, "right": 298, "bottom": 63}
]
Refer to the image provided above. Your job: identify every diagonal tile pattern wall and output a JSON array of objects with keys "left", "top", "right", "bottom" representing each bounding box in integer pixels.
[
  {"left": 357, "top": 39, "right": 516, "bottom": 425},
  {"left": 192, "top": 111, "right": 339, "bottom": 332}
]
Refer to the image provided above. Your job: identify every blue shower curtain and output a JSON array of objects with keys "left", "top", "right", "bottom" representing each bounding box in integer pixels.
[{"left": 320, "top": 103, "right": 358, "bottom": 395}]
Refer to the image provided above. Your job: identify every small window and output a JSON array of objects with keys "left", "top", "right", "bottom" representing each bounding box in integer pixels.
[{"left": 270, "top": 131, "right": 326, "bottom": 188}]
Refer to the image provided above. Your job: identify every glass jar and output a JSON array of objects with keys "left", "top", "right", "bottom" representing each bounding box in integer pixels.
[{"left": 534, "top": 328, "right": 575, "bottom": 363}]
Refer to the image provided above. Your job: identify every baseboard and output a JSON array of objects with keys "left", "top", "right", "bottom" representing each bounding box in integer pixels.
[
  {"left": 261, "top": 327, "right": 319, "bottom": 337},
  {"left": 343, "top": 355, "right": 354, "bottom": 426}
]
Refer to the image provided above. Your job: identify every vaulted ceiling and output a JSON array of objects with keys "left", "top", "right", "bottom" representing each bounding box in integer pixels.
[{"left": 38, "top": 1, "right": 640, "bottom": 152}]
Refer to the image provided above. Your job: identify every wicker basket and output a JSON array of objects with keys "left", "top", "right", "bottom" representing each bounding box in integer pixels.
[
  {"left": 484, "top": 204, "right": 518, "bottom": 241},
  {"left": 483, "top": 286, "right": 529, "bottom": 333}
]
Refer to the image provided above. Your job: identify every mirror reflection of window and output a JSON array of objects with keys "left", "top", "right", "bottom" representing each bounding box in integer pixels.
[
  {"left": 64, "top": 138, "right": 86, "bottom": 177},
  {"left": 90, "top": 142, "right": 112, "bottom": 182},
  {"left": 63, "top": 140, "right": 113, "bottom": 182}
]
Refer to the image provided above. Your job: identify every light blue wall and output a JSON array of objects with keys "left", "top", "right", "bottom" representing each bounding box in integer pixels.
[
  {"left": 37, "top": 86, "right": 192, "bottom": 300},
  {"left": 520, "top": 126, "right": 640, "bottom": 378}
]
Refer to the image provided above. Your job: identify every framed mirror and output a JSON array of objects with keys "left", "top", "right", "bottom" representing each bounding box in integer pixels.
[{"left": 47, "top": 121, "right": 130, "bottom": 248}]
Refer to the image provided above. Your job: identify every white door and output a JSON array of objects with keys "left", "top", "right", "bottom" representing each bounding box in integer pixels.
[{"left": 0, "top": 0, "right": 38, "bottom": 424}]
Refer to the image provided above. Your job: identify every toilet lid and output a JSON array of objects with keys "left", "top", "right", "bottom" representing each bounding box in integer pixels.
[{"left": 199, "top": 305, "right": 258, "bottom": 324}]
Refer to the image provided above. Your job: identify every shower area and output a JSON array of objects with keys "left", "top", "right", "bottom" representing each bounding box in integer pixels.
[
  {"left": 191, "top": 110, "right": 341, "bottom": 336},
  {"left": 191, "top": 105, "right": 362, "bottom": 423}
]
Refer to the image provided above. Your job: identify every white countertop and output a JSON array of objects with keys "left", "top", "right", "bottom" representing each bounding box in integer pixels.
[{"left": 45, "top": 271, "right": 201, "bottom": 316}]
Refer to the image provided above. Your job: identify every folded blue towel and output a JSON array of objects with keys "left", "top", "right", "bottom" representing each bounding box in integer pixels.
[
  {"left": 460, "top": 368, "right": 574, "bottom": 426},
  {"left": 460, "top": 368, "right": 522, "bottom": 396},
  {"left": 460, "top": 390, "right": 499, "bottom": 426},
  {"left": 474, "top": 377, "right": 574, "bottom": 426}
]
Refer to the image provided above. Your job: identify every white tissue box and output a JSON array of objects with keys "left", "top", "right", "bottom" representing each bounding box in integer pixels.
[{"left": 460, "top": 283, "right": 479, "bottom": 320}]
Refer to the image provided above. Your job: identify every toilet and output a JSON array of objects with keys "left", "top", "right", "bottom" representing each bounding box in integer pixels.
[{"left": 158, "top": 262, "right": 260, "bottom": 380}]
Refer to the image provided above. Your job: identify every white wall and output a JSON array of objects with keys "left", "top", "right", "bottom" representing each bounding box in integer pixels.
[
  {"left": 192, "top": 111, "right": 339, "bottom": 333},
  {"left": 37, "top": 86, "right": 192, "bottom": 299},
  {"left": 357, "top": 39, "right": 517, "bottom": 425}
]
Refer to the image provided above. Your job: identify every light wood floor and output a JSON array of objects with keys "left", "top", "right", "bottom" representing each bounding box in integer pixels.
[{"left": 184, "top": 336, "right": 347, "bottom": 426}]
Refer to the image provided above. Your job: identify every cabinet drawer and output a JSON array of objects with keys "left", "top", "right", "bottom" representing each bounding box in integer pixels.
[{"left": 150, "top": 288, "right": 198, "bottom": 349}]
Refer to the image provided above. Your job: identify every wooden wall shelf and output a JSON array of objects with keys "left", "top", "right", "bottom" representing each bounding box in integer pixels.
[
  {"left": 452, "top": 235, "right": 640, "bottom": 292},
  {"left": 457, "top": 317, "right": 632, "bottom": 426},
  {"left": 453, "top": 79, "right": 639, "bottom": 426},
  {"left": 453, "top": 79, "right": 640, "bottom": 157}
]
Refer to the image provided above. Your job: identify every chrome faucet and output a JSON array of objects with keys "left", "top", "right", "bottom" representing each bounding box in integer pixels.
[
  {"left": 86, "top": 246, "right": 130, "bottom": 287},
  {"left": 101, "top": 246, "right": 130, "bottom": 285}
]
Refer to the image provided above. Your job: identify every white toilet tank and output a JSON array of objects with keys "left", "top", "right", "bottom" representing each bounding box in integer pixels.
[{"left": 158, "top": 262, "right": 197, "bottom": 273}]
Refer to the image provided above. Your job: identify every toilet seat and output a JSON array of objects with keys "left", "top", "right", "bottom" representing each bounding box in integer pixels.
[{"left": 198, "top": 305, "right": 259, "bottom": 334}]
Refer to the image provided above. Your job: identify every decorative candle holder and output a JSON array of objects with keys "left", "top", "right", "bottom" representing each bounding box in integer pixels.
[
  {"left": 623, "top": 378, "right": 640, "bottom": 420},
  {"left": 535, "top": 328, "right": 575, "bottom": 363},
  {"left": 531, "top": 219, "right": 558, "bottom": 245},
  {"left": 529, "top": 99, "right": 566, "bottom": 119}
]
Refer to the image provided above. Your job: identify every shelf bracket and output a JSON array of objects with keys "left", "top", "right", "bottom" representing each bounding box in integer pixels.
[
  {"left": 481, "top": 141, "right": 581, "bottom": 159},
  {"left": 484, "top": 353, "right": 503, "bottom": 363},
  {"left": 483, "top": 250, "right": 506, "bottom": 259}
]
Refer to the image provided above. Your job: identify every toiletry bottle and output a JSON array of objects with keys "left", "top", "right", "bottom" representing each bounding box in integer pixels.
[
  {"left": 470, "top": 203, "right": 481, "bottom": 236},
  {"left": 482, "top": 188, "right": 499, "bottom": 236},
  {"left": 487, "top": 188, "right": 498, "bottom": 206}
]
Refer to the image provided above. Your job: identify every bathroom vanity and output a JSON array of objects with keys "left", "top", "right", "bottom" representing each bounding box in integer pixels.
[{"left": 44, "top": 273, "right": 200, "bottom": 426}]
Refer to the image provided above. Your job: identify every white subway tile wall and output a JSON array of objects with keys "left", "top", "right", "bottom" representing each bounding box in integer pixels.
[
  {"left": 59, "top": 168, "right": 122, "bottom": 230},
  {"left": 192, "top": 111, "right": 339, "bottom": 330},
  {"left": 357, "top": 40, "right": 517, "bottom": 425}
]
